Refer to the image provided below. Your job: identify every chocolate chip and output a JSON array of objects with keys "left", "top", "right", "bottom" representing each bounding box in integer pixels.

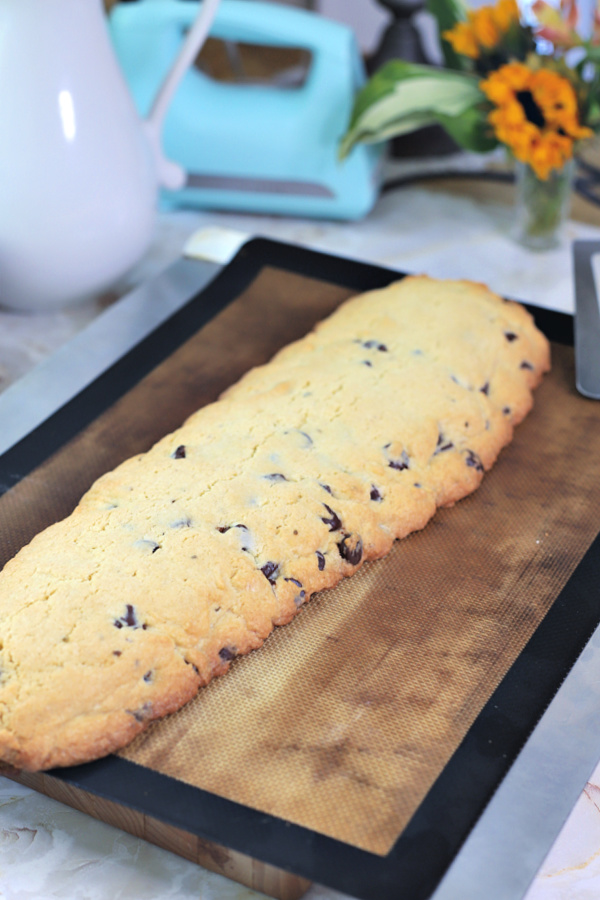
[
  {"left": 264, "top": 473, "right": 287, "bottom": 482},
  {"left": 321, "top": 504, "right": 342, "bottom": 531},
  {"left": 385, "top": 446, "right": 410, "bottom": 470},
  {"left": 114, "top": 604, "right": 147, "bottom": 630},
  {"left": 370, "top": 485, "right": 383, "bottom": 501},
  {"left": 362, "top": 360, "right": 373, "bottom": 367},
  {"left": 480, "top": 382, "right": 490, "bottom": 395},
  {"left": 261, "top": 561, "right": 280, "bottom": 585},
  {"left": 316, "top": 551, "right": 326, "bottom": 570},
  {"left": 135, "top": 539, "right": 161, "bottom": 553},
  {"left": 113, "top": 650, "right": 122, "bottom": 657},
  {"left": 143, "top": 671, "right": 153, "bottom": 683},
  {"left": 363, "top": 340, "right": 388, "bottom": 351},
  {"left": 285, "top": 430, "right": 313, "bottom": 447},
  {"left": 172, "top": 445, "right": 186, "bottom": 459},
  {"left": 171, "top": 518, "right": 192, "bottom": 528},
  {"left": 319, "top": 483, "right": 333, "bottom": 495},
  {"left": 465, "top": 449, "right": 484, "bottom": 472},
  {"left": 504, "top": 331, "right": 518, "bottom": 342},
  {"left": 118, "top": 605, "right": 135, "bottom": 627},
  {"left": 293, "top": 591, "right": 306, "bottom": 608},
  {"left": 520, "top": 361, "right": 534, "bottom": 370},
  {"left": 219, "top": 646, "right": 236, "bottom": 662},
  {"left": 338, "top": 535, "right": 363, "bottom": 566},
  {"left": 286, "top": 579, "right": 306, "bottom": 606},
  {"left": 434, "top": 433, "right": 454, "bottom": 454},
  {"left": 129, "top": 702, "right": 152, "bottom": 723},
  {"left": 390, "top": 455, "right": 410, "bottom": 470},
  {"left": 503, "top": 406, "right": 511, "bottom": 416}
]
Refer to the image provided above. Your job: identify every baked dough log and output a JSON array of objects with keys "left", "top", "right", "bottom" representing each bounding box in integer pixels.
[{"left": 0, "top": 276, "right": 550, "bottom": 771}]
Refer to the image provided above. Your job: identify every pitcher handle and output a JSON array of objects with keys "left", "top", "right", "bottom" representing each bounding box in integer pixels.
[{"left": 143, "top": 0, "right": 222, "bottom": 189}]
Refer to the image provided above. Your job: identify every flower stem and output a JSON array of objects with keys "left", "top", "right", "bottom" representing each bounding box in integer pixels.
[{"left": 513, "top": 160, "right": 573, "bottom": 250}]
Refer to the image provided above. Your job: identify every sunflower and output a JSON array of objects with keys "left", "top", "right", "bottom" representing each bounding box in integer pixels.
[
  {"left": 443, "top": 0, "right": 521, "bottom": 60},
  {"left": 480, "top": 62, "right": 592, "bottom": 179}
]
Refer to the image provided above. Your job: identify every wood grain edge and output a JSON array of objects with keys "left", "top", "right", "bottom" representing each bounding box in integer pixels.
[{"left": 7, "top": 770, "right": 312, "bottom": 900}]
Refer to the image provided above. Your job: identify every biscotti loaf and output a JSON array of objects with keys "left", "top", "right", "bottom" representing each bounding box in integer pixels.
[{"left": 0, "top": 276, "right": 550, "bottom": 771}]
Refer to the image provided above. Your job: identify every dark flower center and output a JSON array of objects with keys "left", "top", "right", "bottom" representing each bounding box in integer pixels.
[{"left": 516, "top": 90, "right": 546, "bottom": 128}]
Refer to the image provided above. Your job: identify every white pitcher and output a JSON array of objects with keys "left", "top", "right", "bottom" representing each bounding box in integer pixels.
[{"left": 0, "top": 0, "right": 220, "bottom": 311}]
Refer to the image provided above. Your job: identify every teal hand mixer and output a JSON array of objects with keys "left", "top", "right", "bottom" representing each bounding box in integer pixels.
[{"left": 109, "top": 0, "right": 382, "bottom": 219}]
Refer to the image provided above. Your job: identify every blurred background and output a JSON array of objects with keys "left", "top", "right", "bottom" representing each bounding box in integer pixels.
[{"left": 103, "top": 0, "right": 392, "bottom": 56}]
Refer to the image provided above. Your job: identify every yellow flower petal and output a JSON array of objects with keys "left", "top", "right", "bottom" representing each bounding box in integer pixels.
[
  {"left": 443, "top": 0, "right": 520, "bottom": 60},
  {"left": 471, "top": 7, "right": 501, "bottom": 48},
  {"left": 482, "top": 62, "right": 591, "bottom": 177},
  {"left": 443, "top": 22, "right": 480, "bottom": 58},
  {"left": 492, "top": 0, "right": 520, "bottom": 31}
]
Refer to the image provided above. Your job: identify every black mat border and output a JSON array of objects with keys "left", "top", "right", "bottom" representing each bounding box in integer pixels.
[{"left": 0, "top": 238, "right": 594, "bottom": 900}]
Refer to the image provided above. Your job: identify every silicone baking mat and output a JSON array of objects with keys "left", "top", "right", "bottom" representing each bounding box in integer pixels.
[{"left": 1, "top": 239, "right": 599, "bottom": 899}]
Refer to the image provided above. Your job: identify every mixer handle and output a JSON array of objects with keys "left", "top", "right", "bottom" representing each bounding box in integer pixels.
[{"left": 145, "top": 0, "right": 356, "bottom": 64}]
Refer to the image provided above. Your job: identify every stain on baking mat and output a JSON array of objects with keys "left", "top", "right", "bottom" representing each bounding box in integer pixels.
[{"left": 118, "top": 344, "right": 600, "bottom": 856}]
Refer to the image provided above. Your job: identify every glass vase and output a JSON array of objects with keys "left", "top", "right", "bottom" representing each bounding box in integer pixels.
[{"left": 512, "top": 159, "right": 574, "bottom": 251}]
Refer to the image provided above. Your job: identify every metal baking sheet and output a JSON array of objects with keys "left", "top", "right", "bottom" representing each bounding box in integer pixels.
[{"left": 0, "top": 238, "right": 598, "bottom": 900}]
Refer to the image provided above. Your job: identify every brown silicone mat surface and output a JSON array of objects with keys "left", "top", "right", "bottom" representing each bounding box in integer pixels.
[{"left": 1, "top": 266, "right": 599, "bottom": 858}]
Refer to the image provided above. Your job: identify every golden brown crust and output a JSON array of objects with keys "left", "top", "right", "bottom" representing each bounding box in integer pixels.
[{"left": 0, "top": 276, "right": 550, "bottom": 771}]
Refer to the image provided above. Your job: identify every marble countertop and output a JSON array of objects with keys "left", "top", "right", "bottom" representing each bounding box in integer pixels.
[
  {"left": 2, "top": 152, "right": 599, "bottom": 398},
  {"left": 2, "top": 156, "right": 600, "bottom": 900}
]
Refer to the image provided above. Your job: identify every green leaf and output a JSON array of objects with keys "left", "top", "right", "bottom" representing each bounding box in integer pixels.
[
  {"left": 583, "top": 45, "right": 600, "bottom": 65},
  {"left": 425, "top": 0, "right": 467, "bottom": 32},
  {"left": 348, "top": 61, "right": 446, "bottom": 126},
  {"left": 438, "top": 107, "right": 499, "bottom": 152},
  {"left": 425, "top": 0, "right": 470, "bottom": 70},
  {"left": 585, "top": 97, "right": 600, "bottom": 128},
  {"left": 346, "top": 61, "right": 481, "bottom": 130},
  {"left": 339, "top": 64, "right": 487, "bottom": 158}
]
